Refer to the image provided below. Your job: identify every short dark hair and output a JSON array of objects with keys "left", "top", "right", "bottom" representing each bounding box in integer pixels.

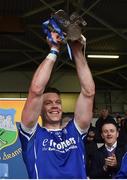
[
  {"left": 116, "top": 115, "right": 121, "bottom": 119},
  {"left": 44, "top": 87, "right": 60, "bottom": 95},
  {"left": 101, "top": 119, "right": 118, "bottom": 131}
]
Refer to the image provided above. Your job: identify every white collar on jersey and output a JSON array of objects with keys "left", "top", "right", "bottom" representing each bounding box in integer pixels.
[{"left": 43, "top": 127, "right": 62, "bottom": 131}]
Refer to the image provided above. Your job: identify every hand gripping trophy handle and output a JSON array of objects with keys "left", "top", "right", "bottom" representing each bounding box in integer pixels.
[{"left": 42, "top": 9, "right": 87, "bottom": 59}]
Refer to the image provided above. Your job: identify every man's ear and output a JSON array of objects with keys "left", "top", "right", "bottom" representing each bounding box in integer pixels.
[
  {"left": 117, "top": 131, "right": 119, "bottom": 138},
  {"left": 101, "top": 132, "right": 104, "bottom": 139}
]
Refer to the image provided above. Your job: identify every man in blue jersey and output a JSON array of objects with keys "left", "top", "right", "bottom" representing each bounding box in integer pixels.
[
  {"left": 115, "top": 152, "right": 127, "bottom": 178},
  {"left": 19, "top": 32, "right": 95, "bottom": 179}
]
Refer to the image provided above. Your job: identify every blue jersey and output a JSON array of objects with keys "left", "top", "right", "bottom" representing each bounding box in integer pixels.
[
  {"left": 115, "top": 152, "right": 127, "bottom": 179},
  {"left": 19, "top": 119, "right": 87, "bottom": 179}
]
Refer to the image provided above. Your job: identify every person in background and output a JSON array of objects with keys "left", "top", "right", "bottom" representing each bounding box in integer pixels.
[
  {"left": 18, "top": 32, "right": 95, "bottom": 179},
  {"left": 95, "top": 109, "right": 115, "bottom": 143},
  {"left": 121, "top": 112, "right": 127, "bottom": 138},
  {"left": 116, "top": 114, "right": 127, "bottom": 146},
  {"left": 85, "top": 123, "right": 98, "bottom": 176},
  {"left": 116, "top": 115, "right": 122, "bottom": 131},
  {"left": 89, "top": 119, "right": 126, "bottom": 179}
]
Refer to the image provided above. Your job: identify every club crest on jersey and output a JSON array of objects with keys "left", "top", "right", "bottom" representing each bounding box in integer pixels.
[{"left": 0, "top": 108, "right": 18, "bottom": 150}]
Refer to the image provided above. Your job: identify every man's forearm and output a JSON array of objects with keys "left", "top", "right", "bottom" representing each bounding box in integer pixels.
[
  {"left": 73, "top": 49, "right": 95, "bottom": 96},
  {"left": 30, "top": 47, "right": 59, "bottom": 95},
  {"left": 30, "top": 58, "right": 55, "bottom": 95}
]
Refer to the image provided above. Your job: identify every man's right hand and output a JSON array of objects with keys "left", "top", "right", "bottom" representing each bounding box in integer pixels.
[{"left": 47, "top": 32, "right": 62, "bottom": 51}]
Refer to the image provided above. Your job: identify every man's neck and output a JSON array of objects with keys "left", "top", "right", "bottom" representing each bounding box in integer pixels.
[
  {"left": 105, "top": 141, "right": 117, "bottom": 149},
  {"left": 44, "top": 123, "right": 61, "bottom": 130}
]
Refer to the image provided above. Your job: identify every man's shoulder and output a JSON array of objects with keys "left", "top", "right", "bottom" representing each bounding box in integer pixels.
[
  {"left": 62, "top": 118, "right": 74, "bottom": 128},
  {"left": 97, "top": 145, "right": 106, "bottom": 153}
]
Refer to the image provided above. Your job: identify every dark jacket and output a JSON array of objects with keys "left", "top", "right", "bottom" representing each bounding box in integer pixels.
[{"left": 89, "top": 144, "right": 126, "bottom": 179}]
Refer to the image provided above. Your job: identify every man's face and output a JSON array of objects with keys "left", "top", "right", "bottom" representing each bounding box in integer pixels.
[
  {"left": 41, "top": 93, "right": 62, "bottom": 124},
  {"left": 101, "top": 123, "right": 119, "bottom": 147},
  {"left": 101, "top": 109, "right": 109, "bottom": 118}
]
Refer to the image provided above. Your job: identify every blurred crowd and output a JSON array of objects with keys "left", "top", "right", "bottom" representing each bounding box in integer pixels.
[{"left": 85, "top": 108, "right": 127, "bottom": 178}]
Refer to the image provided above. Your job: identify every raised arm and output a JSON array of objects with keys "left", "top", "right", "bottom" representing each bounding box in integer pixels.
[
  {"left": 22, "top": 33, "right": 60, "bottom": 128},
  {"left": 71, "top": 38, "right": 95, "bottom": 130}
]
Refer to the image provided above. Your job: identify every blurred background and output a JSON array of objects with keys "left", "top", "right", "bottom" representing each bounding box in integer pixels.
[{"left": 0, "top": 0, "right": 127, "bottom": 114}]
